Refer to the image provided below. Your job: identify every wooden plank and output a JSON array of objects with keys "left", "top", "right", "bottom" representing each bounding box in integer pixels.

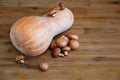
[
  {"left": 1, "top": 23, "right": 120, "bottom": 36},
  {"left": 75, "top": 48, "right": 120, "bottom": 55},
  {"left": 0, "top": 6, "right": 120, "bottom": 18},
  {"left": 1, "top": 30, "right": 120, "bottom": 43},
  {"left": 79, "top": 42, "right": 120, "bottom": 49},
  {"left": 0, "top": 0, "right": 120, "bottom": 8},
  {"left": 0, "top": 16, "right": 120, "bottom": 29},
  {"left": 0, "top": 66, "right": 119, "bottom": 80},
  {"left": 90, "top": 0, "right": 120, "bottom": 7},
  {"left": 0, "top": 55, "right": 120, "bottom": 67},
  {"left": 0, "top": 19, "right": 119, "bottom": 30},
  {"left": 0, "top": 42, "right": 120, "bottom": 59},
  {"left": 84, "top": 28, "right": 120, "bottom": 35},
  {"left": 74, "top": 19, "right": 120, "bottom": 29},
  {"left": 78, "top": 35, "right": 120, "bottom": 42},
  {"left": 0, "top": 0, "right": 90, "bottom": 7},
  {"left": 1, "top": 42, "right": 120, "bottom": 52}
]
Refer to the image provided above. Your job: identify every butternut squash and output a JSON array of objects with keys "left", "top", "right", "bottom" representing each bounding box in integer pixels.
[{"left": 10, "top": 3, "right": 74, "bottom": 56}]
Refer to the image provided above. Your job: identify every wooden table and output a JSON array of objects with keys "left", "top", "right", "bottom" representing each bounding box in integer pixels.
[{"left": 0, "top": 0, "right": 120, "bottom": 80}]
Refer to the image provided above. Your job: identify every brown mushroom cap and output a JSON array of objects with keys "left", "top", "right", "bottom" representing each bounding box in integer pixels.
[
  {"left": 62, "top": 46, "right": 71, "bottom": 51},
  {"left": 69, "top": 40, "right": 79, "bottom": 50},
  {"left": 15, "top": 55, "right": 25, "bottom": 62},
  {"left": 56, "top": 36, "right": 69, "bottom": 48},
  {"left": 50, "top": 39, "right": 56, "bottom": 49},
  {"left": 52, "top": 48, "right": 61, "bottom": 58},
  {"left": 47, "top": 8, "right": 57, "bottom": 17},
  {"left": 67, "top": 33, "right": 78, "bottom": 40},
  {"left": 39, "top": 61, "right": 49, "bottom": 72},
  {"left": 59, "top": 3, "right": 65, "bottom": 10}
]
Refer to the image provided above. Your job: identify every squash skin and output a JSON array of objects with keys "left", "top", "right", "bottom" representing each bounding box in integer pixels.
[{"left": 10, "top": 8, "right": 74, "bottom": 56}]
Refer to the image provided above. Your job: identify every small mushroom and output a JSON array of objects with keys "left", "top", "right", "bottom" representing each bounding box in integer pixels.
[
  {"left": 69, "top": 40, "right": 79, "bottom": 50},
  {"left": 52, "top": 48, "right": 64, "bottom": 58},
  {"left": 15, "top": 55, "right": 25, "bottom": 64},
  {"left": 50, "top": 39, "right": 56, "bottom": 49},
  {"left": 39, "top": 61, "right": 49, "bottom": 72},
  {"left": 67, "top": 33, "right": 79, "bottom": 40},
  {"left": 47, "top": 8, "right": 57, "bottom": 17},
  {"left": 56, "top": 35, "right": 69, "bottom": 48},
  {"left": 59, "top": 3, "right": 65, "bottom": 10},
  {"left": 62, "top": 46, "right": 71, "bottom": 56}
]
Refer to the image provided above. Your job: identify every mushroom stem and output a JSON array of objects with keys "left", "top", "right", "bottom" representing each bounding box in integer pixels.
[
  {"left": 52, "top": 13, "right": 56, "bottom": 17},
  {"left": 64, "top": 51, "right": 68, "bottom": 56},
  {"left": 59, "top": 53, "right": 64, "bottom": 57},
  {"left": 17, "top": 59, "right": 25, "bottom": 64},
  {"left": 20, "top": 59, "right": 25, "bottom": 64}
]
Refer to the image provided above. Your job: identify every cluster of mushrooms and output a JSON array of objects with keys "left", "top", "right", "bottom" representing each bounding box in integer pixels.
[
  {"left": 50, "top": 32, "right": 79, "bottom": 57},
  {"left": 15, "top": 33, "right": 79, "bottom": 72}
]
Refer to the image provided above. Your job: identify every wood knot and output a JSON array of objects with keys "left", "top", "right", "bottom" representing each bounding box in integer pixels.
[
  {"left": 29, "top": 7, "right": 39, "bottom": 10},
  {"left": 94, "top": 57, "right": 106, "bottom": 61},
  {"left": 110, "top": 1, "right": 120, "bottom": 4}
]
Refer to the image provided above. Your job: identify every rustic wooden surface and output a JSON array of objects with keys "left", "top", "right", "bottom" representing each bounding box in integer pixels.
[{"left": 0, "top": 0, "right": 120, "bottom": 80}]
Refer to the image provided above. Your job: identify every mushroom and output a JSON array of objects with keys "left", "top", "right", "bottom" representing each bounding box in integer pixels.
[
  {"left": 50, "top": 39, "right": 56, "bottom": 49},
  {"left": 39, "top": 61, "right": 49, "bottom": 72},
  {"left": 59, "top": 2, "right": 65, "bottom": 10},
  {"left": 67, "top": 33, "right": 79, "bottom": 40},
  {"left": 47, "top": 8, "right": 57, "bottom": 17},
  {"left": 52, "top": 48, "right": 64, "bottom": 58},
  {"left": 69, "top": 40, "right": 79, "bottom": 50},
  {"left": 56, "top": 35, "right": 69, "bottom": 48},
  {"left": 62, "top": 46, "right": 71, "bottom": 56},
  {"left": 15, "top": 55, "right": 25, "bottom": 64}
]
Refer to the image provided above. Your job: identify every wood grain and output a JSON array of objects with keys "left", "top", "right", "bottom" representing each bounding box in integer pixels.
[{"left": 0, "top": 0, "right": 120, "bottom": 80}]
